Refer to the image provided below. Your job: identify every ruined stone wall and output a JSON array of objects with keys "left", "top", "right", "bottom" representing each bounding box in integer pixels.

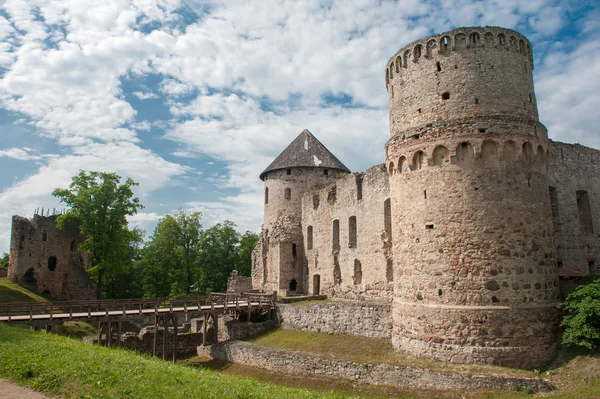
[
  {"left": 278, "top": 301, "right": 392, "bottom": 338},
  {"left": 227, "top": 270, "right": 253, "bottom": 292},
  {"left": 199, "top": 341, "right": 553, "bottom": 392},
  {"left": 548, "top": 141, "right": 600, "bottom": 276},
  {"left": 301, "top": 165, "right": 393, "bottom": 301},
  {"left": 8, "top": 215, "right": 95, "bottom": 300},
  {"left": 255, "top": 167, "right": 344, "bottom": 293},
  {"left": 386, "top": 27, "right": 538, "bottom": 138},
  {"left": 385, "top": 26, "right": 559, "bottom": 369}
]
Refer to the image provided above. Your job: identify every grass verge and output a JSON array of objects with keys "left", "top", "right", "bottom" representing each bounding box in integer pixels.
[{"left": 0, "top": 323, "right": 356, "bottom": 399}]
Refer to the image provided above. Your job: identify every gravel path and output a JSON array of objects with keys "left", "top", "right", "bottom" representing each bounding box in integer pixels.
[{"left": 0, "top": 379, "right": 54, "bottom": 398}]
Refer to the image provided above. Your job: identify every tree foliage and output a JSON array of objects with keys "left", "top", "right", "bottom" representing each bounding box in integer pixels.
[
  {"left": 53, "top": 171, "right": 143, "bottom": 299},
  {"left": 139, "top": 210, "right": 202, "bottom": 297},
  {"left": 0, "top": 252, "right": 8, "bottom": 269},
  {"left": 558, "top": 276, "right": 600, "bottom": 350},
  {"left": 236, "top": 231, "right": 259, "bottom": 277},
  {"left": 197, "top": 221, "right": 240, "bottom": 293}
]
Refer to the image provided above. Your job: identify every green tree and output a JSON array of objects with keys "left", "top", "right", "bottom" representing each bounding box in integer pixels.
[
  {"left": 0, "top": 252, "right": 8, "bottom": 269},
  {"left": 197, "top": 221, "right": 240, "bottom": 293},
  {"left": 139, "top": 210, "right": 202, "bottom": 297},
  {"left": 236, "top": 231, "right": 259, "bottom": 276},
  {"left": 558, "top": 276, "right": 600, "bottom": 350},
  {"left": 103, "top": 228, "right": 145, "bottom": 299},
  {"left": 53, "top": 171, "right": 143, "bottom": 299}
]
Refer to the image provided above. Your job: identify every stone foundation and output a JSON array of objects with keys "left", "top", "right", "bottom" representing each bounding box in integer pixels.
[{"left": 198, "top": 341, "right": 553, "bottom": 393}]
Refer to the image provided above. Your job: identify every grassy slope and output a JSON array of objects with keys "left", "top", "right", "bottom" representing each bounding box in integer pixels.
[
  {"left": 0, "top": 278, "right": 48, "bottom": 303},
  {"left": 0, "top": 324, "right": 355, "bottom": 399}
]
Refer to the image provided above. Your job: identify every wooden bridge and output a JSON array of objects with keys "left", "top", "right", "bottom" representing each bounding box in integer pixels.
[{"left": 0, "top": 292, "right": 276, "bottom": 361}]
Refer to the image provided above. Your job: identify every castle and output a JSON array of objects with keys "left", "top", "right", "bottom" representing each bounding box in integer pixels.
[
  {"left": 8, "top": 213, "right": 96, "bottom": 300},
  {"left": 251, "top": 26, "right": 600, "bottom": 368}
]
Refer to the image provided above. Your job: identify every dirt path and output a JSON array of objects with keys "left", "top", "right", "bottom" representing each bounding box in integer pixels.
[{"left": 0, "top": 379, "right": 54, "bottom": 398}]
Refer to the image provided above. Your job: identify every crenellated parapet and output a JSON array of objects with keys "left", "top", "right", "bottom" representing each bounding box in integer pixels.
[{"left": 386, "top": 27, "right": 538, "bottom": 137}]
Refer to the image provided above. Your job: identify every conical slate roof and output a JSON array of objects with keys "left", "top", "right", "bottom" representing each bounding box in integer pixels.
[{"left": 260, "top": 129, "right": 350, "bottom": 180}]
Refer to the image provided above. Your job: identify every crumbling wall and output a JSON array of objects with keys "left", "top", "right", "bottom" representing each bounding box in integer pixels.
[
  {"left": 8, "top": 215, "right": 95, "bottom": 300},
  {"left": 301, "top": 165, "right": 392, "bottom": 302},
  {"left": 227, "top": 270, "right": 253, "bottom": 292},
  {"left": 548, "top": 141, "right": 600, "bottom": 277}
]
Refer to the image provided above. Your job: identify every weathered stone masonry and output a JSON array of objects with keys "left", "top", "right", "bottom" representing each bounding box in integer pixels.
[
  {"left": 250, "top": 26, "right": 598, "bottom": 369},
  {"left": 8, "top": 215, "right": 95, "bottom": 300}
]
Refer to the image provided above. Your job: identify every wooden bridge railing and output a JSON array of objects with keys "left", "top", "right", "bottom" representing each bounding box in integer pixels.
[{"left": 0, "top": 292, "right": 276, "bottom": 323}]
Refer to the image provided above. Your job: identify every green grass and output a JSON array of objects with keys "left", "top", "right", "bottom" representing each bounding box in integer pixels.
[
  {"left": 0, "top": 278, "right": 48, "bottom": 303},
  {"left": 284, "top": 299, "right": 334, "bottom": 306},
  {"left": 0, "top": 324, "right": 357, "bottom": 399}
]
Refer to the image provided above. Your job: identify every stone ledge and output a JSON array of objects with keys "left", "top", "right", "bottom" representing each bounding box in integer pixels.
[{"left": 197, "top": 341, "right": 554, "bottom": 393}]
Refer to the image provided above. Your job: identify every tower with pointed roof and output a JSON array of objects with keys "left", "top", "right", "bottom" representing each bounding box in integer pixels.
[{"left": 252, "top": 129, "right": 350, "bottom": 294}]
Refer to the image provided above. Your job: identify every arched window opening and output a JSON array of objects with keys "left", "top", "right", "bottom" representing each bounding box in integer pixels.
[
  {"left": 432, "top": 146, "right": 449, "bottom": 166},
  {"left": 503, "top": 141, "right": 517, "bottom": 161},
  {"left": 426, "top": 39, "right": 436, "bottom": 58},
  {"left": 289, "top": 279, "right": 297, "bottom": 291},
  {"left": 577, "top": 190, "right": 594, "bottom": 234},
  {"left": 455, "top": 33, "right": 466, "bottom": 48},
  {"left": 440, "top": 36, "right": 450, "bottom": 51},
  {"left": 509, "top": 36, "right": 518, "bottom": 50},
  {"left": 484, "top": 32, "right": 494, "bottom": 45},
  {"left": 498, "top": 33, "right": 506, "bottom": 46},
  {"left": 332, "top": 219, "right": 340, "bottom": 251},
  {"left": 385, "top": 68, "right": 389, "bottom": 85},
  {"left": 348, "top": 216, "right": 357, "bottom": 248},
  {"left": 548, "top": 187, "right": 561, "bottom": 232},
  {"left": 384, "top": 198, "right": 392, "bottom": 242},
  {"left": 395, "top": 56, "right": 401, "bottom": 72},
  {"left": 481, "top": 140, "right": 499, "bottom": 160},
  {"left": 42, "top": 232, "right": 47, "bottom": 241},
  {"left": 307, "top": 226, "right": 313, "bottom": 250},
  {"left": 265, "top": 187, "right": 269, "bottom": 204},
  {"left": 313, "top": 195, "right": 320, "bottom": 209},
  {"left": 403, "top": 50, "right": 411, "bottom": 67},
  {"left": 470, "top": 32, "right": 481, "bottom": 46},
  {"left": 456, "top": 142, "right": 475, "bottom": 163},
  {"left": 413, "top": 44, "right": 422, "bottom": 60},
  {"left": 388, "top": 162, "right": 395, "bottom": 175},
  {"left": 521, "top": 142, "right": 533, "bottom": 162},
  {"left": 70, "top": 240, "right": 76, "bottom": 252},
  {"left": 412, "top": 151, "right": 424, "bottom": 170},
  {"left": 18, "top": 234, "right": 25, "bottom": 250},
  {"left": 398, "top": 156, "right": 406, "bottom": 173},
  {"left": 285, "top": 188, "right": 291, "bottom": 200},
  {"left": 292, "top": 243, "right": 297, "bottom": 259},
  {"left": 386, "top": 258, "right": 393, "bottom": 282},
  {"left": 519, "top": 40, "right": 525, "bottom": 53},
  {"left": 48, "top": 256, "right": 57, "bottom": 272},
  {"left": 441, "top": 92, "right": 450, "bottom": 100},
  {"left": 389, "top": 63, "right": 394, "bottom": 79},
  {"left": 353, "top": 259, "right": 362, "bottom": 285}
]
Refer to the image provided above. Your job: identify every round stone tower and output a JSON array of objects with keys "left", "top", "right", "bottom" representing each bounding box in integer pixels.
[
  {"left": 385, "top": 27, "right": 560, "bottom": 368},
  {"left": 253, "top": 129, "right": 350, "bottom": 295}
]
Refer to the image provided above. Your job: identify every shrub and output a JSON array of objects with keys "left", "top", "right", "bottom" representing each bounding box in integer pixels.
[{"left": 558, "top": 276, "right": 600, "bottom": 350}]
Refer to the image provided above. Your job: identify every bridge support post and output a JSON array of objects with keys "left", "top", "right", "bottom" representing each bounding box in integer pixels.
[
  {"left": 107, "top": 321, "right": 112, "bottom": 347},
  {"left": 213, "top": 314, "right": 218, "bottom": 343},
  {"left": 202, "top": 314, "right": 207, "bottom": 346},
  {"left": 153, "top": 315, "right": 158, "bottom": 356},
  {"left": 162, "top": 316, "right": 168, "bottom": 360},
  {"left": 172, "top": 314, "right": 178, "bottom": 363}
]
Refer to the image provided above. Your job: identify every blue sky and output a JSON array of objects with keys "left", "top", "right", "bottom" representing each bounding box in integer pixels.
[{"left": 0, "top": 0, "right": 599, "bottom": 253}]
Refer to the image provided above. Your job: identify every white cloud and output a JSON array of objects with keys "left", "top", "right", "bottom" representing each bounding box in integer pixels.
[
  {"left": 132, "top": 91, "right": 160, "bottom": 100},
  {"left": 0, "top": 147, "right": 42, "bottom": 161}
]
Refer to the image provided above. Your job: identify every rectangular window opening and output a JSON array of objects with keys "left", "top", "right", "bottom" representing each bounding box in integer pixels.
[
  {"left": 348, "top": 216, "right": 357, "bottom": 248},
  {"left": 548, "top": 187, "right": 561, "bottom": 232},
  {"left": 292, "top": 243, "right": 297, "bottom": 259},
  {"left": 589, "top": 260, "right": 596, "bottom": 275},
  {"left": 332, "top": 220, "right": 340, "bottom": 251},
  {"left": 426, "top": 224, "right": 434, "bottom": 230},
  {"left": 576, "top": 190, "right": 594, "bottom": 234},
  {"left": 307, "top": 226, "right": 313, "bottom": 250},
  {"left": 384, "top": 199, "right": 392, "bottom": 242}
]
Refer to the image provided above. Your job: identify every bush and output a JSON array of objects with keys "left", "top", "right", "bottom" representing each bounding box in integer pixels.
[{"left": 558, "top": 276, "right": 600, "bottom": 350}]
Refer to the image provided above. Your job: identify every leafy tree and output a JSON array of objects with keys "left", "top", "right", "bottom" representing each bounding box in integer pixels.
[
  {"left": 53, "top": 171, "right": 143, "bottom": 299},
  {"left": 0, "top": 252, "right": 8, "bottom": 269},
  {"left": 103, "top": 228, "right": 145, "bottom": 299},
  {"left": 558, "top": 276, "right": 600, "bottom": 350},
  {"left": 197, "top": 221, "right": 240, "bottom": 293},
  {"left": 139, "top": 210, "right": 202, "bottom": 297},
  {"left": 236, "top": 231, "right": 259, "bottom": 276}
]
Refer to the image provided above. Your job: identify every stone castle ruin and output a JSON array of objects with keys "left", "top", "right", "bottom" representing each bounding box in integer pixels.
[
  {"left": 252, "top": 26, "right": 600, "bottom": 368},
  {"left": 8, "top": 213, "right": 96, "bottom": 300}
]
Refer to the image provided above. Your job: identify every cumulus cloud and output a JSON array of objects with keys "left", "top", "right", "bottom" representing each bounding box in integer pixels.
[
  {"left": 0, "top": 147, "right": 42, "bottom": 161},
  {"left": 132, "top": 91, "right": 160, "bottom": 100}
]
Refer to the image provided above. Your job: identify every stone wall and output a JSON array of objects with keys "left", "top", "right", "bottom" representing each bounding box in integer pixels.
[
  {"left": 8, "top": 215, "right": 95, "bottom": 300},
  {"left": 386, "top": 27, "right": 538, "bottom": 137},
  {"left": 227, "top": 270, "right": 253, "bottom": 292},
  {"left": 0, "top": 268, "right": 7, "bottom": 278},
  {"left": 121, "top": 328, "right": 204, "bottom": 357},
  {"left": 548, "top": 141, "right": 600, "bottom": 276},
  {"left": 198, "top": 341, "right": 553, "bottom": 393},
  {"left": 278, "top": 301, "right": 392, "bottom": 338},
  {"left": 301, "top": 165, "right": 393, "bottom": 301}
]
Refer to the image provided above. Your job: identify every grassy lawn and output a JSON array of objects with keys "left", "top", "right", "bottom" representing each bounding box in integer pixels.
[
  {"left": 0, "top": 323, "right": 360, "bottom": 399},
  {"left": 0, "top": 278, "right": 48, "bottom": 303}
]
